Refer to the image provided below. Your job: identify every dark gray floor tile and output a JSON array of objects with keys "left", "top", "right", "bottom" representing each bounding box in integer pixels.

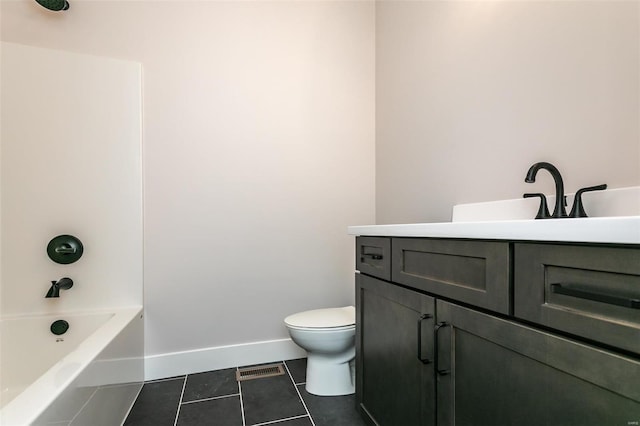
[
  {"left": 285, "top": 358, "right": 307, "bottom": 384},
  {"left": 241, "top": 373, "right": 306, "bottom": 426},
  {"left": 124, "top": 377, "right": 185, "bottom": 426},
  {"left": 267, "top": 416, "right": 314, "bottom": 426},
  {"left": 298, "top": 385, "right": 367, "bottom": 426},
  {"left": 177, "top": 396, "right": 243, "bottom": 426},
  {"left": 183, "top": 368, "right": 239, "bottom": 402}
]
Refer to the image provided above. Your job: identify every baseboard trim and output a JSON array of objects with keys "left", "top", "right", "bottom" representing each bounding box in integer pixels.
[{"left": 144, "top": 338, "right": 306, "bottom": 381}]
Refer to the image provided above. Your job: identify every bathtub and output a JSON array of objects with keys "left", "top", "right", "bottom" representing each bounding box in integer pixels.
[{"left": 0, "top": 306, "right": 144, "bottom": 426}]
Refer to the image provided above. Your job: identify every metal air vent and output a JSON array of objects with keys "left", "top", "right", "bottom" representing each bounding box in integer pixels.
[{"left": 236, "top": 363, "right": 285, "bottom": 382}]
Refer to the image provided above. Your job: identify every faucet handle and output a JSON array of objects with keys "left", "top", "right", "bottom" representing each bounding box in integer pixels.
[
  {"left": 569, "top": 184, "right": 607, "bottom": 218},
  {"left": 523, "top": 193, "right": 551, "bottom": 219}
]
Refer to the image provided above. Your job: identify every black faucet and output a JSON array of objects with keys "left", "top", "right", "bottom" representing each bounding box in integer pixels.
[
  {"left": 46, "top": 277, "right": 74, "bottom": 298},
  {"left": 524, "top": 162, "right": 568, "bottom": 218}
]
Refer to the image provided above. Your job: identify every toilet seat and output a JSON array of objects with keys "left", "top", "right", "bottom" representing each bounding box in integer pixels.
[{"left": 284, "top": 306, "right": 355, "bottom": 330}]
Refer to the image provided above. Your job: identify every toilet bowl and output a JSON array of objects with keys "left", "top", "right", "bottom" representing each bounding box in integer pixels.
[{"left": 284, "top": 306, "right": 355, "bottom": 396}]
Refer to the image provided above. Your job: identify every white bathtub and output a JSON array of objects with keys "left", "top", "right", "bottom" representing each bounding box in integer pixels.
[{"left": 0, "top": 306, "right": 144, "bottom": 426}]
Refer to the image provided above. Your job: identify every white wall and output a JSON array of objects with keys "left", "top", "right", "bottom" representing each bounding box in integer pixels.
[
  {"left": 1, "top": 1, "right": 376, "bottom": 377},
  {"left": 1, "top": 42, "right": 143, "bottom": 315},
  {"left": 376, "top": 1, "right": 640, "bottom": 223}
]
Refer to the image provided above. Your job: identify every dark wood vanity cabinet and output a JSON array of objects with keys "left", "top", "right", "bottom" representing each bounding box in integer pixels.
[{"left": 355, "top": 236, "right": 640, "bottom": 426}]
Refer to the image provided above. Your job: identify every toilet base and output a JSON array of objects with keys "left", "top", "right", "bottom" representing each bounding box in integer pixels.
[{"left": 305, "top": 354, "right": 355, "bottom": 396}]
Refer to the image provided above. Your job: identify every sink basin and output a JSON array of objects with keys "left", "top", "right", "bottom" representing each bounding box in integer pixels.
[
  {"left": 350, "top": 186, "right": 640, "bottom": 244},
  {"left": 347, "top": 216, "right": 640, "bottom": 244}
]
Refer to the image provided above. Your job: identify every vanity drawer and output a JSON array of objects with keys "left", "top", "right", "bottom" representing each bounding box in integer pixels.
[
  {"left": 392, "top": 238, "right": 510, "bottom": 314},
  {"left": 356, "top": 237, "right": 391, "bottom": 281},
  {"left": 514, "top": 243, "right": 640, "bottom": 354}
]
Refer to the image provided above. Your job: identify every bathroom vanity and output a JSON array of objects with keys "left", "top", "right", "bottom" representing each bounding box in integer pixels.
[{"left": 349, "top": 218, "right": 640, "bottom": 426}]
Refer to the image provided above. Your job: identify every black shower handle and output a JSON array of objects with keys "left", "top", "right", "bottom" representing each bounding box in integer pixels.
[{"left": 55, "top": 245, "right": 77, "bottom": 254}]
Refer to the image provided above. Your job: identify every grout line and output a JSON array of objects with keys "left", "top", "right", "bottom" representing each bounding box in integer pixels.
[
  {"left": 237, "top": 367, "right": 247, "bottom": 426},
  {"left": 181, "top": 393, "right": 241, "bottom": 405},
  {"left": 252, "top": 414, "right": 312, "bottom": 426},
  {"left": 173, "top": 375, "right": 188, "bottom": 426},
  {"left": 283, "top": 361, "right": 316, "bottom": 426}
]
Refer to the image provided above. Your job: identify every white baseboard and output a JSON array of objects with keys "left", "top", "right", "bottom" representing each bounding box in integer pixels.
[{"left": 144, "top": 338, "right": 306, "bottom": 381}]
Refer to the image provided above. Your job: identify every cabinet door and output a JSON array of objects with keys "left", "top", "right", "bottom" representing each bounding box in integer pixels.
[
  {"left": 356, "top": 273, "right": 436, "bottom": 426},
  {"left": 436, "top": 300, "right": 640, "bottom": 426}
]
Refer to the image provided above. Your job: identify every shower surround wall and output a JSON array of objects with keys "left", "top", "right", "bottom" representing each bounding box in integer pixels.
[{"left": 0, "top": 42, "right": 143, "bottom": 315}]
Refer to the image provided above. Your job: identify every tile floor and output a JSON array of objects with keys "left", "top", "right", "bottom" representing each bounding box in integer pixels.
[{"left": 123, "top": 358, "right": 367, "bottom": 426}]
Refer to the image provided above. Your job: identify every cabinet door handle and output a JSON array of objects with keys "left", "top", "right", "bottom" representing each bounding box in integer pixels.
[
  {"left": 551, "top": 283, "right": 640, "bottom": 309},
  {"left": 434, "top": 321, "right": 450, "bottom": 375},
  {"left": 417, "top": 314, "right": 433, "bottom": 364}
]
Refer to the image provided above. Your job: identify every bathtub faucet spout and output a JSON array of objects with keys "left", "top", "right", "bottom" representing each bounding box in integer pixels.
[{"left": 46, "top": 277, "right": 74, "bottom": 298}]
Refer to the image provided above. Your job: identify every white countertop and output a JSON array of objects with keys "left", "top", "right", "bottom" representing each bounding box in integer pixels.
[{"left": 348, "top": 216, "right": 640, "bottom": 245}]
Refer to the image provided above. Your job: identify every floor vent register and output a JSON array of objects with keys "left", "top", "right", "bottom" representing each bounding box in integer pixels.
[{"left": 236, "top": 363, "right": 286, "bottom": 382}]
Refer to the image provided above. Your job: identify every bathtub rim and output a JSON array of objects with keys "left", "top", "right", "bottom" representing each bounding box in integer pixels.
[{"left": 0, "top": 305, "right": 143, "bottom": 426}]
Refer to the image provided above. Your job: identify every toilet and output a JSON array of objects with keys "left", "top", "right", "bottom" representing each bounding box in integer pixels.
[{"left": 284, "top": 306, "right": 356, "bottom": 396}]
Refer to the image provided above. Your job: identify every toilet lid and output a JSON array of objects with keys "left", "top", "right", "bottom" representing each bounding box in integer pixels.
[{"left": 284, "top": 306, "right": 355, "bottom": 329}]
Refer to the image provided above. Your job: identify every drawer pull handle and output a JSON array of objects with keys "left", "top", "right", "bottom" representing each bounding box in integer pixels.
[
  {"left": 417, "top": 314, "right": 433, "bottom": 364},
  {"left": 361, "top": 254, "right": 383, "bottom": 260},
  {"left": 551, "top": 284, "right": 640, "bottom": 309}
]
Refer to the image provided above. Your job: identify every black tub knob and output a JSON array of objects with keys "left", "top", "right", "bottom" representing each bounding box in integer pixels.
[{"left": 47, "top": 235, "right": 83, "bottom": 264}]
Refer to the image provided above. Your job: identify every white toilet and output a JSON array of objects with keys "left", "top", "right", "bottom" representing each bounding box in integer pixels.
[{"left": 284, "top": 306, "right": 356, "bottom": 396}]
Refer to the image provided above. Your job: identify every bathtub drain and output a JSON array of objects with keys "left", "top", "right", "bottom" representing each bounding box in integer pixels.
[
  {"left": 236, "top": 363, "right": 285, "bottom": 382},
  {"left": 51, "top": 319, "right": 69, "bottom": 336}
]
